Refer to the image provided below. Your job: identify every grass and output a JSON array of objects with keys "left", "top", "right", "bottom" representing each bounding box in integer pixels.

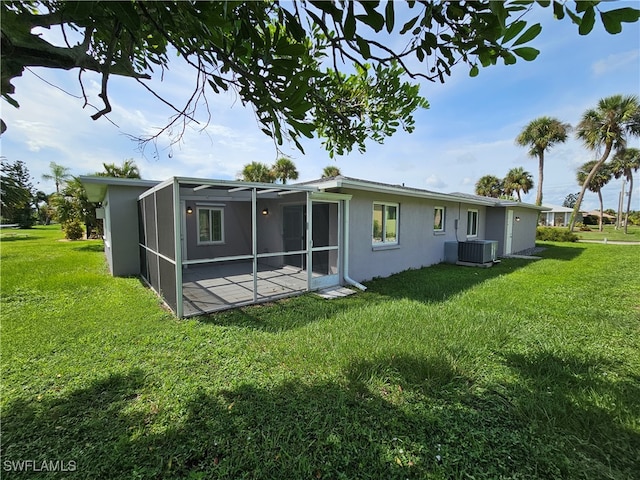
[
  {"left": 574, "top": 223, "right": 640, "bottom": 242},
  {"left": 2, "top": 225, "right": 639, "bottom": 479}
]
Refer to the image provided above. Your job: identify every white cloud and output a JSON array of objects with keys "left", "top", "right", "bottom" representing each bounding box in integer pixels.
[
  {"left": 461, "top": 177, "right": 475, "bottom": 186},
  {"left": 424, "top": 174, "right": 447, "bottom": 189},
  {"left": 592, "top": 50, "right": 640, "bottom": 76},
  {"left": 3, "top": 11, "right": 638, "bottom": 213}
]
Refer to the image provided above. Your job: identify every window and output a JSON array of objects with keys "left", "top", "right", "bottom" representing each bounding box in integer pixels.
[
  {"left": 467, "top": 209, "right": 478, "bottom": 237},
  {"left": 197, "top": 207, "right": 224, "bottom": 244},
  {"left": 434, "top": 206, "right": 445, "bottom": 232},
  {"left": 372, "top": 202, "right": 398, "bottom": 244}
]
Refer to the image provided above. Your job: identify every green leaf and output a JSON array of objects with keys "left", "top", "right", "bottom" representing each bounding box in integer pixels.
[
  {"left": 600, "top": 8, "right": 640, "bottom": 34},
  {"left": 553, "top": 1, "right": 565, "bottom": 20},
  {"left": 489, "top": 1, "right": 508, "bottom": 29},
  {"left": 3, "top": 94, "right": 20, "bottom": 109},
  {"left": 513, "top": 46, "right": 540, "bottom": 61},
  {"left": 446, "top": 3, "right": 464, "bottom": 21},
  {"left": 290, "top": 119, "right": 315, "bottom": 138},
  {"left": 565, "top": 8, "right": 582, "bottom": 26},
  {"left": 478, "top": 49, "right": 494, "bottom": 67},
  {"left": 502, "top": 51, "right": 517, "bottom": 65},
  {"left": 469, "top": 64, "right": 479, "bottom": 77},
  {"left": 355, "top": 4, "right": 385, "bottom": 32},
  {"left": 578, "top": 6, "right": 596, "bottom": 35},
  {"left": 608, "top": 6, "right": 640, "bottom": 22},
  {"left": 108, "top": 2, "right": 140, "bottom": 32},
  {"left": 385, "top": 0, "right": 394, "bottom": 33},
  {"left": 276, "top": 43, "right": 307, "bottom": 57},
  {"left": 421, "top": 32, "right": 437, "bottom": 53},
  {"left": 512, "top": 23, "right": 542, "bottom": 46},
  {"left": 356, "top": 35, "right": 371, "bottom": 59},
  {"left": 536, "top": 0, "right": 551, "bottom": 7},
  {"left": 309, "top": 0, "right": 343, "bottom": 24},
  {"left": 600, "top": 11, "right": 622, "bottom": 34},
  {"left": 344, "top": 3, "right": 356, "bottom": 39},
  {"left": 575, "top": 1, "right": 598, "bottom": 14},
  {"left": 502, "top": 20, "right": 526, "bottom": 44},
  {"left": 400, "top": 15, "right": 419, "bottom": 34},
  {"left": 282, "top": 10, "right": 306, "bottom": 41}
]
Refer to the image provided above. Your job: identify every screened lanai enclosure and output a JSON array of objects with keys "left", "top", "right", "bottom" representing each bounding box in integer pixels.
[{"left": 138, "top": 178, "right": 349, "bottom": 317}]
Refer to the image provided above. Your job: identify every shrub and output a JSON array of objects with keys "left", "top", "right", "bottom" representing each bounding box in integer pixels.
[
  {"left": 63, "top": 220, "right": 84, "bottom": 240},
  {"left": 575, "top": 222, "right": 591, "bottom": 231},
  {"left": 536, "top": 227, "right": 578, "bottom": 242}
]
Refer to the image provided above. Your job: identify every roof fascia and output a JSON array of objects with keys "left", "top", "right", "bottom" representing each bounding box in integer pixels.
[
  {"left": 497, "top": 201, "right": 549, "bottom": 211},
  {"left": 324, "top": 178, "right": 496, "bottom": 206},
  {"left": 79, "top": 175, "right": 160, "bottom": 202},
  {"left": 174, "top": 177, "right": 319, "bottom": 193}
]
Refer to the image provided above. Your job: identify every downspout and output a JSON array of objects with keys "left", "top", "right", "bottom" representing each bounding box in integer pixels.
[{"left": 342, "top": 198, "right": 367, "bottom": 291}]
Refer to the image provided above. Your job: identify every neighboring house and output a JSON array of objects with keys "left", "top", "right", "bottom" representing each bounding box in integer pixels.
[
  {"left": 583, "top": 210, "right": 616, "bottom": 225},
  {"left": 540, "top": 204, "right": 579, "bottom": 227},
  {"left": 81, "top": 175, "right": 545, "bottom": 317}
]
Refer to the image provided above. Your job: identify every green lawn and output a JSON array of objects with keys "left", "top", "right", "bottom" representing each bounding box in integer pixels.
[
  {"left": 575, "top": 223, "right": 640, "bottom": 242},
  {"left": 2, "top": 226, "right": 639, "bottom": 479}
]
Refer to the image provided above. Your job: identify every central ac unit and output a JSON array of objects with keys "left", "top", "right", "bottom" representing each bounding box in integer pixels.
[{"left": 458, "top": 240, "right": 498, "bottom": 263}]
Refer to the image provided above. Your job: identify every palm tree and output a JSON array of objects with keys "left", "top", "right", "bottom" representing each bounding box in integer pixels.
[
  {"left": 100, "top": 159, "right": 141, "bottom": 178},
  {"left": 41, "top": 161, "right": 71, "bottom": 193},
  {"left": 322, "top": 165, "right": 341, "bottom": 178},
  {"left": 240, "top": 162, "right": 275, "bottom": 182},
  {"left": 503, "top": 167, "right": 534, "bottom": 202},
  {"left": 610, "top": 147, "right": 640, "bottom": 233},
  {"left": 516, "top": 116, "right": 571, "bottom": 206},
  {"left": 577, "top": 160, "right": 613, "bottom": 232},
  {"left": 569, "top": 94, "right": 640, "bottom": 231},
  {"left": 272, "top": 157, "right": 299, "bottom": 184},
  {"left": 474, "top": 175, "right": 503, "bottom": 198}
]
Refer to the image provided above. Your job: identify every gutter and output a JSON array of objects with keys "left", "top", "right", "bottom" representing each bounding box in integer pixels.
[{"left": 342, "top": 198, "right": 367, "bottom": 291}]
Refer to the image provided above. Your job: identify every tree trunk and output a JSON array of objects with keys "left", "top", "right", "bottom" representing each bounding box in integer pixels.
[
  {"left": 569, "top": 143, "right": 612, "bottom": 231},
  {"left": 624, "top": 173, "right": 633, "bottom": 234},
  {"left": 597, "top": 190, "right": 604, "bottom": 232},
  {"left": 536, "top": 151, "right": 544, "bottom": 206}
]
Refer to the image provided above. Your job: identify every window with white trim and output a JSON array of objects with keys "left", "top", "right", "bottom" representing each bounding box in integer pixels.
[
  {"left": 197, "top": 207, "right": 224, "bottom": 244},
  {"left": 434, "top": 206, "right": 445, "bottom": 232},
  {"left": 467, "top": 209, "right": 478, "bottom": 237},
  {"left": 372, "top": 202, "right": 398, "bottom": 244}
]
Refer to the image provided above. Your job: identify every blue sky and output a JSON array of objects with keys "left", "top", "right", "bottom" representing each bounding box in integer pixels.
[{"left": 2, "top": 3, "right": 639, "bottom": 211}]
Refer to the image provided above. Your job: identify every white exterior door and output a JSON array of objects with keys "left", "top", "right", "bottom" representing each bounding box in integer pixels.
[{"left": 505, "top": 209, "right": 514, "bottom": 255}]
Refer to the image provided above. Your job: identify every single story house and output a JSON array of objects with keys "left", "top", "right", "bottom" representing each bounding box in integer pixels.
[
  {"left": 540, "top": 204, "right": 576, "bottom": 227},
  {"left": 583, "top": 210, "right": 616, "bottom": 224},
  {"left": 81, "top": 175, "right": 546, "bottom": 317}
]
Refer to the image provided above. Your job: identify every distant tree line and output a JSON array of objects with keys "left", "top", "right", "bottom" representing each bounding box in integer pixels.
[
  {"left": 239, "top": 159, "right": 341, "bottom": 183},
  {"left": 474, "top": 167, "right": 534, "bottom": 202},
  {"left": 0, "top": 158, "right": 141, "bottom": 239},
  {"left": 474, "top": 94, "right": 640, "bottom": 233}
]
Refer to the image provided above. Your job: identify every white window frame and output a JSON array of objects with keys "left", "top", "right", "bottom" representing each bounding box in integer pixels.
[
  {"left": 197, "top": 207, "right": 224, "bottom": 245},
  {"left": 372, "top": 202, "right": 399, "bottom": 245},
  {"left": 434, "top": 206, "right": 446, "bottom": 233},
  {"left": 467, "top": 209, "right": 478, "bottom": 238}
]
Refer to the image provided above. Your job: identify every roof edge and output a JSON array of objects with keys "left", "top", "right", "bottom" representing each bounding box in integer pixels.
[
  {"left": 79, "top": 175, "right": 160, "bottom": 202},
  {"left": 306, "top": 176, "right": 497, "bottom": 206}
]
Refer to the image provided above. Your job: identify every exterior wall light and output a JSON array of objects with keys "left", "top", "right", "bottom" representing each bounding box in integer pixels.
[
  {"left": 262, "top": 208, "right": 269, "bottom": 216},
  {"left": 186, "top": 206, "right": 193, "bottom": 214},
  {"left": 515, "top": 216, "right": 521, "bottom": 222}
]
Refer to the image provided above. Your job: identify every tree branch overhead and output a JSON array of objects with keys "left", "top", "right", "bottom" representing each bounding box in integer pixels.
[{"left": 1, "top": 0, "right": 638, "bottom": 157}]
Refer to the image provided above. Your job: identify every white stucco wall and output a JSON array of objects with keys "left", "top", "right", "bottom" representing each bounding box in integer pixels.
[
  {"left": 341, "top": 189, "right": 487, "bottom": 282},
  {"left": 104, "top": 185, "right": 153, "bottom": 276}
]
